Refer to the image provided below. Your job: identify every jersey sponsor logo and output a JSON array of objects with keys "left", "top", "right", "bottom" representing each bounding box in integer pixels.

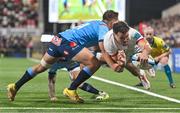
[
  {"left": 48, "top": 48, "right": 53, "bottom": 51},
  {"left": 69, "top": 42, "right": 77, "bottom": 47},
  {"left": 51, "top": 36, "right": 62, "bottom": 46}
]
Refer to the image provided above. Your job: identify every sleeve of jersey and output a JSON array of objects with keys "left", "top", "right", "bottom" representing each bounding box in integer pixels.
[
  {"left": 98, "top": 25, "right": 109, "bottom": 42},
  {"left": 131, "top": 28, "right": 144, "bottom": 43}
]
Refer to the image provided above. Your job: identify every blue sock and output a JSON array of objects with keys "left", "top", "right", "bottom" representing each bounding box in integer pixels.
[
  {"left": 79, "top": 83, "right": 99, "bottom": 95},
  {"left": 15, "top": 67, "right": 36, "bottom": 91},
  {"left": 164, "top": 65, "right": 174, "bottom": 84},
  {"left": 69, "top": 67, "right": 92, "bottom": 90}
]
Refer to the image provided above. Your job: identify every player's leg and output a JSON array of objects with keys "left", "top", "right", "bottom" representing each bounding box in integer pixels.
[
  {"left": 68, "top": 66, "right": 109, "bottom": 100},
  {"left": 7, "top": 39, "right": 62, "bottom": 101},
  {"left": 48, "top": 72, "right": 57, "bottom": 101},
  {"left": 145, "top": 67, "right": 156, "bottom": 78},
  {"left": 63, "top": 48, "right": 101, "bottom": 102},
  {"left": 125, "top": 60, "right": 150, "bottom": 90},
  {"left": 7, "top": 52, "right": 58, "bottom": 101},
  {"left": 48, "top": 62, "right": 65, "bottom": 101},
  {"left": 160, "top": 56, "right": 175, "bottom": 88}
]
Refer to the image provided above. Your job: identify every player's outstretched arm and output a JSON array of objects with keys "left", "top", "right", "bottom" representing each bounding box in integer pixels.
[{"left": 137, "top": 39, "right": 152, "bottom": 64}]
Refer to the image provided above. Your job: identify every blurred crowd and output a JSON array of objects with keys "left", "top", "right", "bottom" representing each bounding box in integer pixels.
[
  {"left": 0, "top": 0, "right": 38, "bottom": 28},
  {"left": 139, "top": 14, "right": 180, "bottom": 47},
  {"left": 0, "top": 34, "right": 32, "bottom": 57},
  {"left": 0, "top": 0, "right": 179, "bottom": 57}
]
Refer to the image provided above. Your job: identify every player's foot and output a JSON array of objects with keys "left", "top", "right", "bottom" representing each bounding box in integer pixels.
[
  {"left": 145, "top": 68, "right": 156, "bottom": 77},
  {"left": 140, "top": 75, "right": 151, "bottom": 90},
  {"left": 96, "top": 91, "right": 109, "bottom": 100},
  {"left": 50, "top": 96, "right": 58, "bottom": 102},
  {"left": 63, "top": 88, "right": 84, "bottom": 103},
  {"left": 135, "top": 82, "right": 143, "bottom": 87},
  {"left": 7, "top": 83, "right": 17, "bottom": 101},
  {"left": 170, "top": 83, "right": 176, "bottom": 88}
]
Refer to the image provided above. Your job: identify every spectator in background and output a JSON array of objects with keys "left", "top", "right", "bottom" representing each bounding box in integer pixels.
[
  {"left": 0, "top": 0, "right": 38, "bottom": 28},
  {"left": 138, "top": 15, "right": 180, "bottom": 48}
]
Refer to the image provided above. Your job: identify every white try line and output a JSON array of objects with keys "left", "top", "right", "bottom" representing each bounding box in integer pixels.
[
  {"left": 0, "top": 107, "right": 180, "bottom": 110},
  {"left": 29, "top": 58, "right": 180, "bottom": 104},
  {"left": 92, "top": 76, "right": 180, "bottom": 104}
]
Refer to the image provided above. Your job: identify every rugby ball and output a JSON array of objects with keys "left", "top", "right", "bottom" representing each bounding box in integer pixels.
[
  {"left": 131, "top": 53, "right": 155, "bottom": 70},
  {"left": 111, "top": 50, "right": 126, "bottom": 66}
]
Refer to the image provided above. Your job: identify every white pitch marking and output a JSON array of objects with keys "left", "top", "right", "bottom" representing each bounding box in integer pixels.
[
  {"left": 0, "top": 107, "right": 180, "bottom": 110},
  {"left": 29, "top": 58, "right": 180, "bottom": 104},
  {"left": 92, "top": 76, "right": 180, "bottom": 104}
]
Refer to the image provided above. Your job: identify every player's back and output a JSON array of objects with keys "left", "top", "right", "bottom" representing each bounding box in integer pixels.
[{"left": 59, "top": 20, "right": 109, "bottom": 47}]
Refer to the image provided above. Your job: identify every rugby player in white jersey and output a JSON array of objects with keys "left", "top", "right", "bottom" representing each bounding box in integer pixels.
[{"left": 102, "top": 21, "right": 152, "bottom": 89}]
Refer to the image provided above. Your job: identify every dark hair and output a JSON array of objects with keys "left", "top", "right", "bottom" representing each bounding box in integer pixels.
[
  {"left": 113, "top": 21, "right": 130, "bottom": 34},
  {"left": 103, "top": 10, "right": 118, "bottom": 21}
]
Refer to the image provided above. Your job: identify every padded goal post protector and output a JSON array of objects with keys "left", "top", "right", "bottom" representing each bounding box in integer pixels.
[
  {"left": 40, "top": 34, "right": 54, "bottom": 42},
  {"left": 172, "top": 48, "right": 180, "bottom": 73}
]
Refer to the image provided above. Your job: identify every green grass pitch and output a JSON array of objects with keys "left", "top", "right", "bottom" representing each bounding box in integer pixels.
[{"left": 0, "top": 58, "right": 180, "bottom": 112}]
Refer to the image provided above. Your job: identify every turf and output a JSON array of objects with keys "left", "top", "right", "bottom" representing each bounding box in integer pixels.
[{"left": 0, "top": 58, "right": 180, "bottom": 112}]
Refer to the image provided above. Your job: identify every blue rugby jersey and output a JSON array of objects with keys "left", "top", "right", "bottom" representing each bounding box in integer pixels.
[{"left": 59, "top": 20, "right": 109, "bottom": 47}]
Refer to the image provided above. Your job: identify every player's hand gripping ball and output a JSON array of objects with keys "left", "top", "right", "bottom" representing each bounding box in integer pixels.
[
  {"left": 117, "top": 50, "right": 126, "bottom": 66},
  {"left": 111, "top": 50, "right": 126, "bottom": 72}
]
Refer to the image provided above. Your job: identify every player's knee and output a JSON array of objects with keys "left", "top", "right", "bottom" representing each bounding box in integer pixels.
[
  {"left": 69, "top": 67, "right": 80, "bottom": 81},
  {"left": 160, "top": 57, "right": 169, "bottom": 65},
  {"left": 32, "top": 64, "right": 47, "bottom": 74},
  {"left": 40, "top": 58, "right": 52, "bottom": 68},
  {"left": 90, "top": 57, "right": 101, "bottom": 68},
  {"left": 48, "top": 72, "right": 56, "bottom": 79}
]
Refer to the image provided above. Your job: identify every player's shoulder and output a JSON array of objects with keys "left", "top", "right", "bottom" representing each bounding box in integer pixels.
[
  {"left": 103, "top": 30, "right": 116, "bottom": 53},
  {"left": 104, "top": 30, "right": 113, "bottom": 39},
  {"left": 153, "top": 36, "right": 165, "bottom": 47},
  {"left": 128, "top": 27, "right": 139, "bottom": 34},
  {"left": 129, "top": 27, "right": 142, "bottom": 40},
  {"left": 153, "top": 36, "right": 164, "bottom": 43}
]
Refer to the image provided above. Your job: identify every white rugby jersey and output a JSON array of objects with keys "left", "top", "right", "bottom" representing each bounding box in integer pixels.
[{"left": 103, "top": 27, "right": 143, "bottom": 59}]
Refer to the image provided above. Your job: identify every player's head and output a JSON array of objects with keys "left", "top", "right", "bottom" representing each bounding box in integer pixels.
[
  {"left": 143, "top": 26, "right": 154, "bottom": 43},
  {"left": 103, "top": 10, "right": 119, "bottom": 29},
  {"left": 113, "top": 21, "right": 130, "bottom": 46}
]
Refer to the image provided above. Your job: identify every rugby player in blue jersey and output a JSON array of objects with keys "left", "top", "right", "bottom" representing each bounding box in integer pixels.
[{"left": 7, "top": 10, "right": 119, "bottom": 103}]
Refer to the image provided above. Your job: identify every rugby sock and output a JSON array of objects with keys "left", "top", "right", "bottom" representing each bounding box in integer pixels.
[
  {"left": 79, "top": 83, "right": 99, "bottom": 95},
  {"left": 15, "top": 68, "right": 36, "bottom": 91},
  {"left": 69, "top": 67, "right": 92, "bottom": 90},
  {"left": 164, "top": 65, "right": 174, "bottom": 84}
]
